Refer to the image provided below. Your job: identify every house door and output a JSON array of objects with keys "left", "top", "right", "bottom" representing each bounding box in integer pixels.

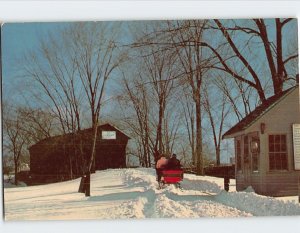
[{"left": 243, "top": 135, "right": 251, "bottom": 187}]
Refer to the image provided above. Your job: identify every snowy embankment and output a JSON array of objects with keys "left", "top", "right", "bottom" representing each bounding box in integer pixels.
[{"left": 4, "top": 168, "right": 300, "bottom": 220}]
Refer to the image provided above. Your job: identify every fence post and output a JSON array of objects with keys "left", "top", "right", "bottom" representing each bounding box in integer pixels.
[{"left": 298, "top": 175, "right": 300, "bottom": 203}]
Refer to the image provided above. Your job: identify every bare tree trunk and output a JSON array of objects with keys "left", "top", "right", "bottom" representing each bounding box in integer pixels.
[
  {"left": 216, "top": 146, "right": 221, "bottom": 166},
  {"left": 195, "top": 92, "right": 203, "bottom": 175},
  {"left": 155, "top": 100, "right": 165, "bottom": 155},
  {"left": 84, "top": 123, "right": 99, "bottom": 196},
  {"left": 203, "top": 81, "right": 231, "bottom": 166}
]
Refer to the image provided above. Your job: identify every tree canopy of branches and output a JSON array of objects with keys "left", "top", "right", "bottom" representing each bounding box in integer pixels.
[{"left": 208, "top": 19, "right": 298, "bottom": 102}]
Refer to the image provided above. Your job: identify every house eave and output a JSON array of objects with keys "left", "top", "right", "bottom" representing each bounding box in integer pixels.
[
  {"left": 223, "top": 130, "right": 246, "bottom": 139},
  {"left": 222, "top": 86, "right": 298, "bottom": 140}
]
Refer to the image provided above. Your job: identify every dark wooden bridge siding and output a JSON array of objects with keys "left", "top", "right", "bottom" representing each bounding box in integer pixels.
[{"left": 29, "top": 124, "right": 129, "bottom": 184}]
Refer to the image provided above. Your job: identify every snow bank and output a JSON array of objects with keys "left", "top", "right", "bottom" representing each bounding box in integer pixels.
[
  {"left": 3, "top": 168, "right": 300, "bottom": 220},
  {"left": 215, "top": 190, "right": 300, "bottom": 216}
]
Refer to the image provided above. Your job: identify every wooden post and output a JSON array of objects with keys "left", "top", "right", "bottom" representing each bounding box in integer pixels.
[
  {"left": 78, "top": 175, "right": 86, "bottom": 193},
  {"left": 85, "top": 173, "right": 91, "bottom": 197},
  {"left": 224, "top": 177, "right": 230, "bottom": 192},
  {"left": 298, "top": 175, "right": 300, "bottom": 203}
]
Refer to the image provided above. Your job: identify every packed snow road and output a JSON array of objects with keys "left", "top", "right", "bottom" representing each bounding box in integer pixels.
[{"left": 4, "top": 168, "right": 300, "bottom": 220}]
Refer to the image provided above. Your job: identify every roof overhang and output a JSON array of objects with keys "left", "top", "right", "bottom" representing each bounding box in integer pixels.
[
  {"left": 222, "top": 130, "right": 246, "bottom": 140},
  {"left": 222, "top": 85, "right": 298, "bottom": 140}
]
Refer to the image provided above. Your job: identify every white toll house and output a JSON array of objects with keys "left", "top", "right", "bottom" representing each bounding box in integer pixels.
[{"left": 222, "top": 85, "right": 300, "bottom": 196}]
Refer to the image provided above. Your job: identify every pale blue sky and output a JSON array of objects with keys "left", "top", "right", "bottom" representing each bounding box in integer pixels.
[
  {"left": 2, "top": 19, "right": 297, "bottom": 96},
  {"left": 1, "top": 21, "right": 134, "bottom": 106},
  {"left": 2, "top": 23, "right": 68, "bottom": 91}
]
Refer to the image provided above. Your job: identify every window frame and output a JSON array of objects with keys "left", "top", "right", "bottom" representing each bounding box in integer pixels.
[{"left": 268, "top": 133, "right": 288, "bottom": 171}]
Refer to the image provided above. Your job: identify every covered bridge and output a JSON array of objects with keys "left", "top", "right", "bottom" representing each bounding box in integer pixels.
[{"left": 29, "top": 123, "right": 130, "bottom": 184}]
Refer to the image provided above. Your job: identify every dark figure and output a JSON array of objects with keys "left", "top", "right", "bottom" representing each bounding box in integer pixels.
[{"left": 167, "top": 154, "right": 181, "bottom": 170}]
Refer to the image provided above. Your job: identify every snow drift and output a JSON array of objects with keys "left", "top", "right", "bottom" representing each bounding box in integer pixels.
[{"left": 4, "top": 168, "right": 300, "bottom": 220}]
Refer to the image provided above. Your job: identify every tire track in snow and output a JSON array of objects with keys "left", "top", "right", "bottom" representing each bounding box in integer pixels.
[
  {"left": 123, "top": 169, "right": 252, "bottom": 217},
  {"left": 122, "top": 169, "right": 159, "bottom": 218}
]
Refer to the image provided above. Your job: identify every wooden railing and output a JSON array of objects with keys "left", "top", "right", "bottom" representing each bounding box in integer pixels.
[{"left": 204, "top": 165, "right": 235, "bottom": 191}]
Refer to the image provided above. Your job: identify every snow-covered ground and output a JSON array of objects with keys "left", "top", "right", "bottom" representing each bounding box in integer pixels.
[{"left": 3, "top": 168, "right": 300, "bottom": 221}]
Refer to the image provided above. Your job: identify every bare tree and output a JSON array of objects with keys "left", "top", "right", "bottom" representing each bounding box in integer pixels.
[
  {"left": 3, "top": 105, "right": 28, "bottom": 185},
  {"left": 22, "top": 27, "right": 84, "bottom": 135},
  {"left": 68, "top": 23, "right": 127, "bottom": 196},
  {"left": 141, "top": 48, "right": 177, "bottom": 161},
  {"left": 22, "top": 26, "right": 85, "bottom": 183},
  {"left": 181, "top": 86, "right": 196, "bottom": 165},
  {"left": 202, "top": 81, "right": 231, "bottom": 165},
  {"left": 208, "top": 19, "right": 298, "bottom": 102},
  {"left": 162, "top": 108, "right": 181, "bottom": 157},
  {"left": 130, "top": 20, "right": 215, "bottom": 174},
  {"left": 21, "top": 22, "right": 127, "bottom": 196},
  {"left": 214, "top": 76, "right": 257, "bottom": 122},
  {"left": 166, "top": 20, "right": 212, "bottom": 175},
  {"left": 122, "top": 74, "right": 152, "bottom": 167},
  {"left": 120, "top": 46, "right": 178, "bottom": 165},
  {"left": 17, "top": 107, "right": 54, "bottom": 143},
  {"left": 3, "top": 155, "right": 14, "bottom": 177}
]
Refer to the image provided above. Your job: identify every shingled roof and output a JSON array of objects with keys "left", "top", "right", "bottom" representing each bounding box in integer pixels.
[
  {"left": 29, "top": 123, "right": 130, "bottom": 149},
  {"left": 222, "top": 85, "right": 298, "bottom": 139}
]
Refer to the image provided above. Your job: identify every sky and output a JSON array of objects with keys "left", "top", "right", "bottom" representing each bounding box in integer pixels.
[
  {"left": 1, "top": 21, "right": 134, "bottom": 108},
  {"left": 2, "top": 23, "right": 68, "bottom": 102}
]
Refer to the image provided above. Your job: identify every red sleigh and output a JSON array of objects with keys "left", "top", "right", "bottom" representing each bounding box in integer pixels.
[{"left": 159, "top": 169, "right": 184, "bottom": 189}]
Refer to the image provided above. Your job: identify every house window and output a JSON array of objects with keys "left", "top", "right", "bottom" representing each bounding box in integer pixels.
[
  {"left": 236, "top": 139, "right": 242, "bottom": 172},
  {"left": 269, "top": 135, "right": 288, "bottom": 170}
]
